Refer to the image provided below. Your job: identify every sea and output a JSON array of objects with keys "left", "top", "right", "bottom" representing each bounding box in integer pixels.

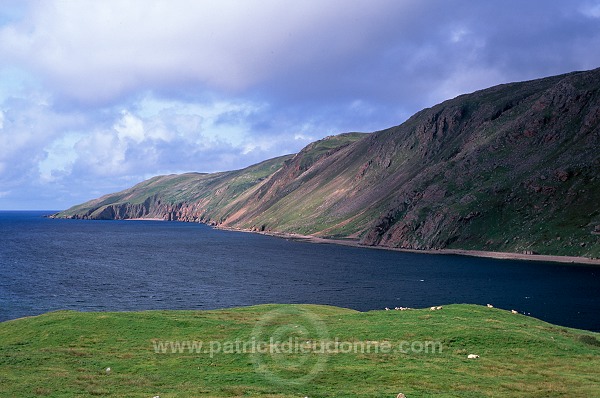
[{"left": 1, "top": 211, "right": 599, "bottom": 331}]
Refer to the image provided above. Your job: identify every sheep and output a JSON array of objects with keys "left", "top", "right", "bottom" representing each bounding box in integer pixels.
[
  {"left": 511, "top": 310, "right": 518, "bottom": 314},
  {"left": 385, "top": 307, "right": 390, "bottom": 311},
  {"left": 467, "top": 354, "right": 480, "bottom": 359},
  {"left": 105, "top": 367, "right": 111, "bottom": 375},
  {"left": 486, "top": 304, "right": 494, "bottom": 308},
  {"left": 436, "top": 306, "right": 442, "bottom": 310},
  {"left": 397, "top": 394, "right": 407, "bottom": 398},
  {"left": 430, "top": 306, "right": 436, "bottom": 310}
]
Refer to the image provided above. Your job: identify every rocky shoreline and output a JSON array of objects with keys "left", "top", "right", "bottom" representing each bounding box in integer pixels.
[{"left": 216, "top": 226, "right": 600, "bottom": 266}]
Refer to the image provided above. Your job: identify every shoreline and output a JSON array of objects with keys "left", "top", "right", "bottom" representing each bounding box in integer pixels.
[
  {"left": 216, "top": 226, "right": 600, "bottom": 266},
  {"left": 124, "top": 217, "right": 166, "bottom": 221}
]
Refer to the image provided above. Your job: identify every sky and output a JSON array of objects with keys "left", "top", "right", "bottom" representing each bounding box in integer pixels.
[{"left": 1, "top": 0, "right": 599, "bottom": 210}]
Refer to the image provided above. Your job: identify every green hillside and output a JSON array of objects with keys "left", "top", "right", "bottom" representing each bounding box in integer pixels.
[
  {"left": 52, "top": 68, "right": 600, "bottom": 258},
  {"left": 1, "top": 304, "right": 599, "bottom": 397},
  {"left": 55, "top": 154, "right": 296, "bottom": 221}
]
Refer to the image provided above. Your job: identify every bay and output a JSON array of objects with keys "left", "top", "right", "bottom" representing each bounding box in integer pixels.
[{"left": 1, "top": 211, "right": 599, "bottom": 331}]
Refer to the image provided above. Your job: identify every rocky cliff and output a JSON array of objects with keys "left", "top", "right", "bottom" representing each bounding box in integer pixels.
[{"left": 53, "top": 68, "right": 600, "bottom": 258}]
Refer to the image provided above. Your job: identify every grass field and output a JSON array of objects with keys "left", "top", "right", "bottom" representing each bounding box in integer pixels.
[{"left": 1, "top": 304, "right": 599, "bottom": 397}]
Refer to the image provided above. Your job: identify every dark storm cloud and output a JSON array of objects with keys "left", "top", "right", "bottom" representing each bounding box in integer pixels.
[{"left": 0, "top": 0, "right": 599, "bottom": 209}]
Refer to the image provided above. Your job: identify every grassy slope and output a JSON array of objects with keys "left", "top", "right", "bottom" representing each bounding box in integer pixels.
[
  {"left": 52, "top": 69, "right": 600, "bottom": 258},
  {"left": 1, "top": 304, "right": 599, "bottom": 397},
  {"left": 56, "top": 154, "right": 294, "bottom": 220},
  {"left": 224, "top": 69, "right": 600, "bottom": 257},
  {"left": 53, "top": 134, "right": 368, "bottom": 223}
]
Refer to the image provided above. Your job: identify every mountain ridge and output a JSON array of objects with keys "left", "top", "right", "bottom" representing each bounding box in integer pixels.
[{"left": 53, "top": 68, "right": 600, "bottom": 258}]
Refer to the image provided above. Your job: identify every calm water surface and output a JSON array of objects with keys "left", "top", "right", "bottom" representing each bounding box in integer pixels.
[{"left": 1, "top": 211, "right": 599, "bottom": 331}]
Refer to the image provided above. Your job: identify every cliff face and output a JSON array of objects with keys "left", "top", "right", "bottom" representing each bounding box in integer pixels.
[{"left": 53, "top": 68, "right": 600, "bottom": 258}]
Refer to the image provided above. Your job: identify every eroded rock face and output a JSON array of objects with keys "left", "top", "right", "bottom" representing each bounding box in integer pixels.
[
  {"left": 53, "top": 68, "right": 600, "bottom": 257},
  {"left": 355, "top": 70, "right": 600, "bottom": 254}
]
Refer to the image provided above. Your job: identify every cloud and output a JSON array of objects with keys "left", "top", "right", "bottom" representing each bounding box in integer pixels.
[
  {"left": 580, "top": 1, "right": 600, "bottom": 18},
  {"left": 1, "top": 0, "right": 600, "bottom": 209},
  {"left": 31, "top": 93, "right": 313, "bottom": 187},
  {"left": 3, "top": 1, "right": 599, "bottom": 112},
  {"left": 0, "top": 0, "right": 416, "bottom": 105},
  {"left": 0, "top": 93, "right": 81, "bottom": 181}
]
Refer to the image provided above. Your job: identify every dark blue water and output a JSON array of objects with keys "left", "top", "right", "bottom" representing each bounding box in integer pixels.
[{"left": 1, "top": 211, "right": 599, "bottom": 331}]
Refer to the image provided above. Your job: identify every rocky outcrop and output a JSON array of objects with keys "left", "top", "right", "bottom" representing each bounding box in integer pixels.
[{"left": 53, "top": 68, "right": 600, "bottom": 258}]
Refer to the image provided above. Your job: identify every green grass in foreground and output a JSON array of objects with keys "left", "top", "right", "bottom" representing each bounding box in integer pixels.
[{"left": 1, "top": 304, "right": 599, "bottom": 397}]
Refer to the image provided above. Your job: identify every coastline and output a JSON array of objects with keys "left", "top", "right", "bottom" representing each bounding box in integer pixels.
[
  {"left": 216, "top": 226, "right": 600, "bottom": 266},
  {"left": 124, "top": 217, "right": 166, "bottom": 221}
]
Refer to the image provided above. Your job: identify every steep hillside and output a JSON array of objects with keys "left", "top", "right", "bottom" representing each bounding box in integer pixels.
[
  {"left": 53, "top": 68, "right": 600, "bottom": 258},
  {"left": 53, "top": 133, "right": 366, "bottom": 224},
  {"left": 55, "top": 154, "right": 295, "bottom": 222}
]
